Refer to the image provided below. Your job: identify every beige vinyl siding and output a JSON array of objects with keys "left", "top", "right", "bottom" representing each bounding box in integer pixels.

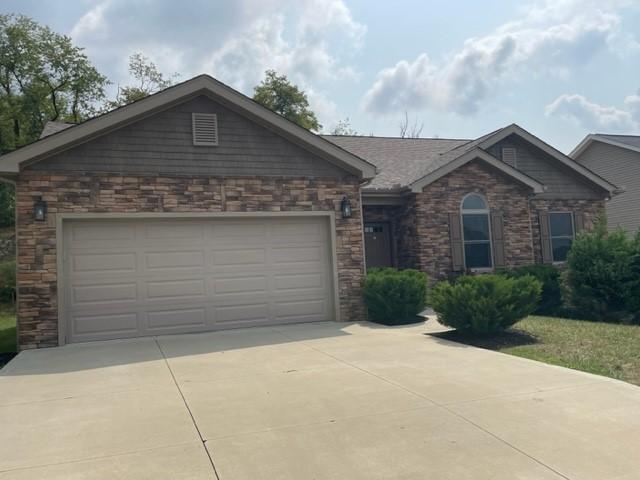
[
  {"left": 489, "top": 136, "right": 602, "bottom": 200},
  {"left": 575, "top": 142, "right": 640, "bottom": 233},
  {"left": 28, "top": 95, "right": 348, "bottom": 178}
]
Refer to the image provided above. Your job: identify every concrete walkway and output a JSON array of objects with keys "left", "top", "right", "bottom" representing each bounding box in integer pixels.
[{"left": 1, "top": 320, "right": 639, "bottom": 479}]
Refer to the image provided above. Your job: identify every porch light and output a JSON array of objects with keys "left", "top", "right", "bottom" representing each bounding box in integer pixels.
[
  {"left": 340, "top": 196, "right": 352, "bottom": 218},
  {"left": 33, "top": 197, "right": 47, "bottom": 222}
]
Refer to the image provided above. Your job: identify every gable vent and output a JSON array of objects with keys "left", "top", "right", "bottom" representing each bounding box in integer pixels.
[
  {"left": 501, "top": 147, "right": 517, "bottom": 168},
  {"left": 192, "top": 113, "right": 218, "bottom": 146}
]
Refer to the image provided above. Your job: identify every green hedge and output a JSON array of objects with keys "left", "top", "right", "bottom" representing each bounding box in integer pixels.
[
  {"left": 362, "top": 268, "right": 427, "bottom": 325},
  {"left": 431, "top": 274, "right": 541, "bottom": 334},
  {"left": 565, "top": 224, "right": 639, "bottom": 322},
  {"left": 501, "top": 264, "right": 562, "bottom": 316}
]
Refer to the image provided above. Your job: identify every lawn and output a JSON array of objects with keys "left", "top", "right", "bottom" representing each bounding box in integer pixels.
[
  {"left": 435, "top": 316, "right": 640, "bottom": 386},
  {"left": 0, "top": 303, "right": 16, "bottom": 368}
]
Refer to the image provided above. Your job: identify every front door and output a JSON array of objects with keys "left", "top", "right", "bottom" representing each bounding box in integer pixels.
[{"left": 364, "top": 222, "right": 392, "bottom": 268}]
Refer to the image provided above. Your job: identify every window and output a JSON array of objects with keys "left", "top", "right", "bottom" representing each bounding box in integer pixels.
[
  {"left": 461, "top": 194, "right": 492, "bottom": 269},
  {"left": 549, "top": 212, "right": 574, "bottom": 262}
]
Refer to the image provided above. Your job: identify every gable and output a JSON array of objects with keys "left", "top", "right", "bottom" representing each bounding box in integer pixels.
[
  {"left": 26, "top": 95, "right": 350, "bottom": 178},
  {"left": 488, "top": 135, "right": 604, "bottom": 199}
]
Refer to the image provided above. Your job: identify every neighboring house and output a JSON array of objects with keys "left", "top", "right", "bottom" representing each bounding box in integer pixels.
[
  {"left": 0, "top": 75, "right": 618, "bottom": 350},
  {"left": 571, "top": 134, "right": 640, "bottom": 233}
]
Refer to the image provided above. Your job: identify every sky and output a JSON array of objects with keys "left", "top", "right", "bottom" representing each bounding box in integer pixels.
[{"left": 3, "top": 0, "right": 640, "bottom": 152}]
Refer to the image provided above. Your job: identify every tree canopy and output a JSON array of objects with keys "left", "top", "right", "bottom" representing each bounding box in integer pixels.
[
  {"left": 105, "top": 53, "right": 178, "bottom": 109},
  {"left": 0, "top": 14, "right": 108, "bottom": 153},
  {"left": 252, "top": 70, "right": 321, "bottom": 132}
]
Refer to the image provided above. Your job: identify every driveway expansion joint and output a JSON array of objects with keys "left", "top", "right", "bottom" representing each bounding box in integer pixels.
[{"left": 153, "top": 337, "right": 221, "bottom": 480}]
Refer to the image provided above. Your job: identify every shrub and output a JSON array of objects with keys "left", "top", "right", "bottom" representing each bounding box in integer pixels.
[
  {"left": 0, "top": 260, "right": 15, "bottom": 303},
  {"left": 565, "top": 225, "right": 635, "bottom": 322},
  {"left": 501, "top": 265, "right": 562, "bottom": 315},
  {"left": 362, "top": 268, "right": 427, "bottom": 325},
  {"left": 430, "top": 274, "right": 541, "bottom": 334}
]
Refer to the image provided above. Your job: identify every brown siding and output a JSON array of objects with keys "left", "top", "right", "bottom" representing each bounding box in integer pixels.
[
  {"left": 414, "top": 161, "right": 535, "bottom": 281},
  {"left": 489, "top": 135, "right": 602, "bottom": 200},
  {"left": 16, "top": 172, "right": 365, "bottom": 349},
  {"left": 28, "top": 95, "right": 349, "bottom": 178},
  {"left": 575, "top": 141, "right": 640, "bottom": 233}
]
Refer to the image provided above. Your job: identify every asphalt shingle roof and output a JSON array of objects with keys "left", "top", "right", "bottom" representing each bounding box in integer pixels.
[
  {"left": 39, "top": 121, "right": 75, "bottom": 139},
  {"left": 322, "top": 135, "right": 471, "bottom": 191},
  {"left": 597, "top": 134, "right": 640, "bottom": 149}
]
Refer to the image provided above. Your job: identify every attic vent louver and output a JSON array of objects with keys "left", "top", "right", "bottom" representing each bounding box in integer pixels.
[
  {"left": 192, "top": 113, "right": 218, "bottom": 146},
  {"left": 501, "top": 147, "right": 517, "bottom": 168}
]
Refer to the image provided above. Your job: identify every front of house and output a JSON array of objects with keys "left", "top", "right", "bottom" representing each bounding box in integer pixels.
[{"left": 0, "top": 75, "right": 618, "bottom": 350}]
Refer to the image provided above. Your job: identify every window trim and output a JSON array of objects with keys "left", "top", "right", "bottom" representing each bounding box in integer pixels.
[
  {"left": 460, "top": 193, "right": 493, "bottom": 271},
  {"left": 548, "top": 211, "right": 575, "bottom": 264}
]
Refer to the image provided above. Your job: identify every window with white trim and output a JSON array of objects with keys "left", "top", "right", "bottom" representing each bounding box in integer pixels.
[
  {"left": 461, "top": 193, "right": 492, "bottom": 269},
  {"left": 549, "top": 212, "right": 574, "bottom": 262}
]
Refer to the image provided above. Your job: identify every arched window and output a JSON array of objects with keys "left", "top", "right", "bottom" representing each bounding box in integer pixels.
[{"left": 461, "top": 193, "right": 492, "bottom": 269}]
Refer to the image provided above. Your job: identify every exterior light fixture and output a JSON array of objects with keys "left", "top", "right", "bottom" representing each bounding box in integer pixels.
[
  {"left": 33, "top": 197, "right": 47, "bottom": 222},
  {"left": 340, "top": 196, "right": 352, "bottom": 218}
]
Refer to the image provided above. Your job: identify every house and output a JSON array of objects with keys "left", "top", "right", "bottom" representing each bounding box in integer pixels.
[
  {"left": 571, "top": 134, "right": 640, "bottom": 233},
  {"left": 0, "top": 75, "right": 618, "bottom": 350}
]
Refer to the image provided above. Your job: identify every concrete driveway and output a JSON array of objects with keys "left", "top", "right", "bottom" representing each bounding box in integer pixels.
[{"left": 1, "top": 320, "right": 639, "bottom": 480}]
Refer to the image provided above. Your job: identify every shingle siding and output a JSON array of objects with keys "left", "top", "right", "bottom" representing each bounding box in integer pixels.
[
  {"left": 489, "top": 135, "right": 602, "bottom": 200},
  {"left": 28, "top": 96, "right": 349, "bottom": 179},
  {"left": 575, "top": 141, "right": 640, "bottom": 233}
]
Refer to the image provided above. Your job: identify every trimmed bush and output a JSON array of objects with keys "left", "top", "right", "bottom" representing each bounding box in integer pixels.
[
  {"left": 565, "top": 225, "right": 635, "bottom": 322},
  {"left": 0, "top": 260, "right": 15, "bottom": 303},
  {"left": 362, "top": 268, "right": 427, "bottom": 325},
  {"left": 431, "top": 274, "right": 541, "bottom": 334},
  {"left": 501, "top": 265, "right": 562, "bottom": 316}
]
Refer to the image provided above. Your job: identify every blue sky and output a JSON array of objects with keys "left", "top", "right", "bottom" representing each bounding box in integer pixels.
[{"left": 3, "top": 0, "right": 640, "bottom": 152}]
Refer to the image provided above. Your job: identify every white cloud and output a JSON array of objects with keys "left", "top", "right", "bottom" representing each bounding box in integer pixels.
[
  {"left": 70, "top": 0, "right": 364, "bottom": 91},
  {"left": 545, "top": 91, "right": 640, "bottom": 132},
  {"left": 362, "top": 0, "right": 638, "bottom": 115}
]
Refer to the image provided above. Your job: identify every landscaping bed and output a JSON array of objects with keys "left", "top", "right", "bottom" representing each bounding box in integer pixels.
[{"left": 434, "top": 316, "right": 640, "bottom": 386}]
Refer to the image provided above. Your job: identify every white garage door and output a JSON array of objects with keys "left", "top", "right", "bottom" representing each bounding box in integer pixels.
[{"left": 62, "top": 216, "right": 335, "bottom": 343}]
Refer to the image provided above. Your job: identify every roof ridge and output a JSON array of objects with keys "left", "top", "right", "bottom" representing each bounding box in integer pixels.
[{"left": 320, "top": 134, "right": 471, "bottom": 141}]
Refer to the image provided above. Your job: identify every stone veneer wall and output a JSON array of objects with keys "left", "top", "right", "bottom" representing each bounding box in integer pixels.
[
  {"left": 529, "top": 198, "right": 605, "bottom": 264},
  {"left": 414, "top": 161, "right": 535, "bottom": 281},
  {"left": 16, "top": 172, "right": 365, "bottom": 349}
]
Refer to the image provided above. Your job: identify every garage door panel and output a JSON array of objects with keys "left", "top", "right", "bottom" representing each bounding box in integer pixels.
[
  {"left": 63, "top": 217, "right": 334, "bottom": 342},
  {"left": 146, "top": 279, "right": 207, "bottom": 300},
  {"left": 72, "top": 252, "right": 137, "bottom": 274},
  {"left": 72, "top": 312, "right": 139, "bottom": 336},
  {"left": 212, "top": 248, "right": 266, "bottom": 266},
  {"left": 72, "top": 282, "right": 138, "bottom": 305},
  {"left": 214, "top": 303, "right": 270, "bottom": 324},
  {"left": 146, "top": 308, "right": 207, "bottom": 331},
  {"left": 145, "top": 250, "right": 205, "bottom": 270},
  {"left": 213, "top": 275, "right": 268, "bottom": 294}
]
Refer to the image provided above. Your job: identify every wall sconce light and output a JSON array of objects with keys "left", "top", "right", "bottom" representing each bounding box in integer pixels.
[
  {"left": 33, "top": 197, "right": 47, "bottom": 222},
  {"left": 340, "top": 196, "right": 352, "bottom": 218}
]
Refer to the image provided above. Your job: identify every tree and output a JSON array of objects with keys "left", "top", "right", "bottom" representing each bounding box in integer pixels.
[
  {"left": 0, "top": 14, "right": 108, "bottom": 227},
  {"left": 253, "top": 70, "right": 321, "bottom": 131},
  {"left": 330, "top": 118, "right": 358, "bottom": 136},
  {"left": 106, "top": 53, "right": 178, "bottom": 109},
  {"left": 0, "top": 14, "right": 108, "bottom": 152},
  {"left": 399, "top": 111, "right": 423, "bottom": 138}
]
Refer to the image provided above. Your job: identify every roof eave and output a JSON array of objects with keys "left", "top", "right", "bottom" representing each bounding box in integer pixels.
[
  {"left": 408, "top": 148, "right": 545, "bottom": 194},
  {"left": 0, "top": 75, "right": 377, "bottom": 180}
]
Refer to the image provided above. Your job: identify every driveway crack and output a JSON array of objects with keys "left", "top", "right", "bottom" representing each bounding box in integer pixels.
[{"left": 154, "top": 337, "right": 221, "bottom": 480}]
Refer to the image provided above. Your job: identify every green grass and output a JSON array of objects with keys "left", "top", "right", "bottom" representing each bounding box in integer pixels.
[
  {"left": 436, "top": 316, "right": 640, "bottom": 386},
  {"left": 0, "top": 303, "right": 16, "bottom": 367}
]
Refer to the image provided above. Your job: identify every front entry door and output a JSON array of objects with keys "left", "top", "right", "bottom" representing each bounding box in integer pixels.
[{"left": 364, "top": 222, "right": 392, "bottom": 268}]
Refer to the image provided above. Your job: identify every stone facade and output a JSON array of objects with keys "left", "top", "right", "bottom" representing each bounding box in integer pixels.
[
  {"left": 16, "top": 171, "right": 365, "bottom": 349},
  {"left": 529, "top": 198, "right": 605, "bottom": 264},
  {"left": 363, "top": 162, "right": 606, "bottom": 282}
]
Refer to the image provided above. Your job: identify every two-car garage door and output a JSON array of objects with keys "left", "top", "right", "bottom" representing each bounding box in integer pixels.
[{"left": 62, "top": 216, "right": 335, "bottom": 343}]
